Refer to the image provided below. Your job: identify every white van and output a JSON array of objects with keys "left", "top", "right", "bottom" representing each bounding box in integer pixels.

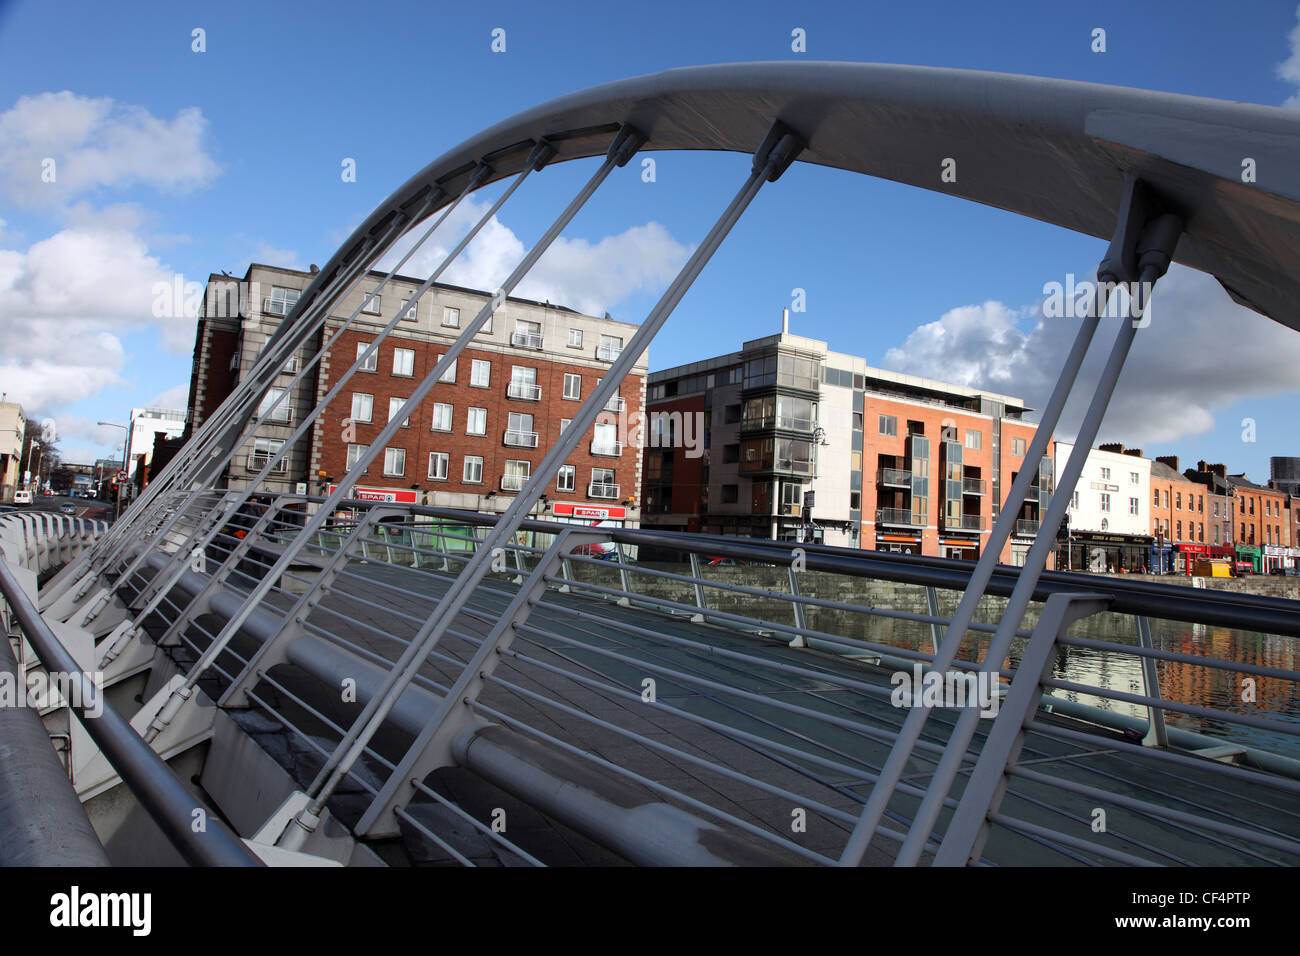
[{"left": 13, "top": 490, "right": 32, "bottom": 505}]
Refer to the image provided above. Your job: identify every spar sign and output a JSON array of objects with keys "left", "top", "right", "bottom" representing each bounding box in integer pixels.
[{"left": 327, "top": 484, "right": 420, "bottom": 504}]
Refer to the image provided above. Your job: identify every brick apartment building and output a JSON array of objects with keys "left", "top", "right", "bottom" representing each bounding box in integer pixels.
[
  {"left": 191, "top": 264, "right": 648, "bottom": 528},
  {"left": 1228, "top": 473, "right": 1290, "bottom": 572},
  {"left": 641, "top": 325, "right": 1054, "bottom": 563},
  {"left": 1148, "top": 455, "right": 1224, "bottom": 572}
]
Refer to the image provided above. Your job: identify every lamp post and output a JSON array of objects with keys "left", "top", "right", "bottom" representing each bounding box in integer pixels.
[
  {"left": 98, "top": 421, "right": 128, "bottom": 519},
  {"left": 23, "top": 439, "right": 40, "bottom": 491}
]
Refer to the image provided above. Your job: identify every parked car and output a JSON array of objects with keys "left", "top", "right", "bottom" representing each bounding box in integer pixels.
[
  {"left": 1268, "top": 567, "right": 1299, "bottom": 576},
  {"left": 12, "top": 490, "right": 32, "bottom": 505},
  {"left": 58, "top": 502, "right": 77, "bottom": 515},
  {"left": 706, "top": 556, "right": 751, "bottom": 567}
]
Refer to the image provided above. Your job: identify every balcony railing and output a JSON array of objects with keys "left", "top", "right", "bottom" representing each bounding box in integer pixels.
[
  {"left": 596, "top": 343, "right": 623, "bottom": 362},
  {"left": 246, "top": 453, "right": 288, "bottom": 474},
  {"left": 877, "top": 507, "right": 924, "bottom": 527},
  {"left": 880, "top": 467, "right": 912, "bottom": 487},
  {"left": 504, "top": 430, "right": 538, "bottom": 448},
  {"left": 262, "top": 297, "right": 297, "bottom": 316},
  {"left": 604, "top": 396, "right": 626, "bottom": 413},
  {"left": 962, "top": 477, "right": 987, "bottom": 495},
  {"left": 591, "top": 441, "right": 624, "bottom": 457},
  {"left": 741, "top": 415, "right": 816, "bottom": 432},
  {"left": 1015, "top": 518, "right": 1041, "bottom": 536},
  {"left": 506, "top": 382, "right": 542, "bottom": 401},
  {"left": 589, "top": 482, "right": 620, "bottom": 499},
  {"left": 501, "top": 474, "right": 529, "bottom": 492},
  {"left": 945, "top": 514, "right": 983, "bottom": 531},
  {"left": 511, "top": 330, "right": 543, "bottom": 350}
]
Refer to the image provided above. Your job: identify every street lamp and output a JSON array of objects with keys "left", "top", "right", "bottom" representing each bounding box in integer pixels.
[
  {"left": 98, "top": 421, "right": 128, "bottom": 518},
  {"left": 23, "top": 439, "right": 40, "bottom": 491}
]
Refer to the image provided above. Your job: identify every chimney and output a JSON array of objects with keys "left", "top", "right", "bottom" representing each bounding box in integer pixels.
[
  {"left": 1156, "top": 455, "right": 1179, "bottom": 471},
  {"left": 782, "top": 308, "right": 789, "bottom": 335},
  {"left": 1210, "top": 463, "right": 1226, "bottom": 478},
  {"left": 1123, "top": 448, "right": 1144, "bottom": 457},
  {"left": 1098, "top": 442, "right": 1124, "bottom": 454}
]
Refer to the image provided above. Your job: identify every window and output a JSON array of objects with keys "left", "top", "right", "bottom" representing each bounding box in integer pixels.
[
  {"left": 346, "top": 443, "right": 368, "bottom": 471},
  {"left": 442, "top": 306, "right": 460, "bottom": 328},
  {"left": 723, "top": 443, "right": 740, "bottom": 464},
  {"left": 1163, "top": 490, "right": 1169, "bottom": 508},
  {"left": 480, "top": 313, "right": 493, "bottom": 334},
  {"left": 1175, "top": 492, "right": 1181, "bottom": 510},
  {"left": 1011, "top": 437, "right": 1026, "bottom": 456},
  {"left": 508, "top": 366, "right": 539, "bottom": 400},
  {"left": 350, "top": 393, "right": 374, "bottom": 423},
  {"left": 1100, "top": 467, "right": 1111, "bottom": 481},
  {"left": 388, "top": 397, "right": 410, "bottom": 428},
  {"left": 563, "top": 373, "right": 581, "bottom": 400},
  {"left": 265, "top": 286, "right": 300, "bottom": 316},
  {"left": 463, "top": 455, "right": 483, "bottom": 483},
  {"left": 400, "top": 298, "right": 417, "bottom": 321},
  {"left": 722, "top": 484, "right": 739, "bottom": 504},
  {"left": 466, "top": 407, "right": 486, "bottom": 436},
  {"left": 393, "top": 348, "right": 415, "bottom": 377},
  {"left": 592, "top": 422, "right": 620, "bottom": 456},
  {"left": 1130, "top": 472, "right": 1139, "bottom": 484},
  {"left": 511, "top": 320, "right": 542, "bottom": 350},
  {"left": 1100, "top": 493, "right": 1111, "bottom": 512},
  {"left": 258, "top": 387, "right": 290, "bottom": 423},
  {"left": 435, "top": 354, "right": 456, "bottom": 383},
  {"left": 470, "top": 359, "right": 491, "bottom": 388},
  {"left": 248, "top": 437, "right": 287, "bottom": 473},
  {"left": 597, "top": 334, "right": 623, "bottom": 361},
  {"left": 560, "top": 418, "right": 572, "bottom": 434},
  {"left": 1071, "top": 491, "right": 1079, "bottom": 509},
  {"left": 568, "top": 329, "right": 583, "bottom": 348},
  {"left": 357, "top": 342, "right": 378, "bottom": 372},
  {"left": 1176, "top": 520, "right": 1182, "bottom": 540},
  {"left": 1198, "top": 495, "right": 1203, "bottom": 513},
  {"left": 506, "top": 411, "right": 537, "bottom": 447},
  {"left": 590, "top": 467, "right": 617, "bottom": 498},
  {"left": 724, "top": 404, "right": 742, "bottom": 425},
  {"left": 1153, "top": 488, "right": 1160, "bottom": 504},
  {"left": 1129, "top": 497, "right": 1139, "bottom": 515},
  {"left": 432, "top": 403, "right": 452, "bottom": 431},
  {"left": 503, "top": 459, "right": 531, "bottom": 491},
  {"left": 964, "top": 430, "right": 981, "bottom": 450},
  {"left": 361, "top": 292, "right": 381, "bottom": 315},
  {"left": 428, "top": 452, "right": 448, "bottom": 480},
  {"left": 879, "top": 415, "right": 898, "bottom": 437},
  {"left": 383, "top": 448, "right": 406, "bottom": 477},
  {"left": 557, "top": 464, "right": 575, "bottom": 492}
]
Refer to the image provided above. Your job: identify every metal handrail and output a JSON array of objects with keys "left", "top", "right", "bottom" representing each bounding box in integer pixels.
[{"left": 0, "top": 556, "right": 262, "bottom": 866}]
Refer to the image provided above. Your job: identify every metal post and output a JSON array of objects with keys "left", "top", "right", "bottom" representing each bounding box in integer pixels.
[{"left": 1136, "top": 615, "right": 1169, "bottom": 748}]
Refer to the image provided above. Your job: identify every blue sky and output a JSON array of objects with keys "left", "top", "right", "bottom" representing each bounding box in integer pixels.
[{"left": 1, "top": 0, "right": 1298, "bottom": 481}]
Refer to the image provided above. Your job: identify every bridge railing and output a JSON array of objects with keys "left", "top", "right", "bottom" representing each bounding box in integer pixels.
[{"left": 78, "top": 488, "right": 1300, "bottom": 866}]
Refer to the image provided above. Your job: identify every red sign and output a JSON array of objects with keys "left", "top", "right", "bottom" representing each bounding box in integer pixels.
[
  {"left": 327, "top": 484, "right": 420, "bottom": 504},
  {"left": 553, "top": 502, "right": 626, "bottom": 520}
]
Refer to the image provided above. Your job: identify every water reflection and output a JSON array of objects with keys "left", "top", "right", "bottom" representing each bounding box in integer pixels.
[{"left": 800, "top": 586, "right": 1300, "bottom": 760}]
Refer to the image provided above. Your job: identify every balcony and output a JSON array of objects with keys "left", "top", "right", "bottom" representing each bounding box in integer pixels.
[
  {"left": 945, "top": 514, "right": 983, "bottom": 531},
  {"left": 741, "top": 415, "right": 816, "bottom": 433},
  {"left": 877, "top": 507, "right": 924, "bottom": 528},
  {"left": 501, "top": 474, "right": 529, "bottom": 492},
  {"left": 246, "top": 453, "right": 287, "bottom": 474},
  {"left": 603, "top": 395, "right": 626, "bottom": 413},
  {"left": 511, "top": 330, "right": 543, "bottom": 350},
  {"left": 504, "top": 430, "right": 538, "bottom": 448},
  {"left": 1015, "top": 518, "right": 1041, "bottom": 536},
  {"left": 596, "top": 343, "right": 622, "bottom": 362},
  {"left": 506, "top": 382, "right": 541, "bottom": 401},
  {"left": 591, "top": 441, "right": 624, "bottom": 457},
  {"left": 589, "top": 482, "right": 620, "bottom": 499},
  {"left": 962, "top": 478, "right": 986, "bottom": 495},
  {"left": 880, "top": 467, "right": 912, "bottom": 488}
]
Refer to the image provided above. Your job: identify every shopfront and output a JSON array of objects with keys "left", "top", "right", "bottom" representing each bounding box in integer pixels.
[
  {"left": 1060, "top": 531, "right": 1153, "bottom": 573},
  {"left": 1235, "top": 544, "right": 1262, "bottom": 574},
  {"left": 939, "top": 536, "right": 980, "bottom": 561},
  {"left": 1173, "top": 543, "right": 1210, "bottom": 575},
  {"left": 1263, "top": 544, "right": 1286, "bottom": 573},
  {"left": 876, "top": 533, "right": 921, "bottom": 555},
  {"left": 1149, "top": 540, "right": 1174, "bottom": 574}
]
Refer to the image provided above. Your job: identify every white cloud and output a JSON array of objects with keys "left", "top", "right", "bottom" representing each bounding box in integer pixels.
[
  {"left": 377, "top": 196, "right": 693, "bottom": 318},
  {"left": 0, "top": 224, "right": 195, "bottom": 414},
  {"left": 882, "top": 265, "right": 1300, "bottom": 449},
  {"left": 1279, "top": 4, "right": 1300, "bottom": 107},
  {"left": 147, "top": 384, "right": 190, "bottom": 410},
  {"left": 0, "top": 92, "right": 220, "bottom": 208}
]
